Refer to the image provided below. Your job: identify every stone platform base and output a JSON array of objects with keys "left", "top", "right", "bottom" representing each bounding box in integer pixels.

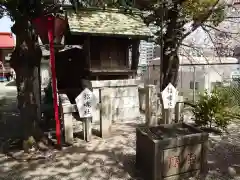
[{"left": 58, "top": 79, "right": 141, "bottom": 144}]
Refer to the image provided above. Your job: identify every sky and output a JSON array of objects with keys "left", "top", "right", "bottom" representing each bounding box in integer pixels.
[
  {"left": 0, "top": 16, "right": 13, "bottom": 32},
  {"left": 0, "top": 16, "right": 16, "bottom": 42}
]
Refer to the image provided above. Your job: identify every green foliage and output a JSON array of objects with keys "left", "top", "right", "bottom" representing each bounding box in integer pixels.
[
  {"left": 139, "top": 0, "right": 226, "bottom": 37},
  {"left": 0, "top": 0, "right": 226, "bottom": 39},
  {"left": 137, "top": 0, "right": 226, "bottom": 89},
  {"left": 0, "top": 0, "right": 44, "bottom": 20},
  {"left": 183, "top": 0, "right": 218, "bottom": 18},
  {"left": 218, "top": 84, "right": 240, "bottom": 105},
  {"left": 209, "top": 3, "right": 226, "bottom": 26},
  {"left": 215, "top": 83, "right": 240, "bottom": 117},
  {"left": 191, "top": 88, "right": 232, "bottom": 130},
  {"left": 182, "top": 0, "right": 225, "bottom": 26}
]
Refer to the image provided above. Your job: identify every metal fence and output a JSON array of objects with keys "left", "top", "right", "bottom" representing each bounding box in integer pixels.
[{"left": 137, "top": 63, "right": 240, "bottom": 116}]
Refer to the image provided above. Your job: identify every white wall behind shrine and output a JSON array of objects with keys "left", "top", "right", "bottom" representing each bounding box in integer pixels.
[{"left": 40, "top": 59, "right": 50, "bottom": 88}]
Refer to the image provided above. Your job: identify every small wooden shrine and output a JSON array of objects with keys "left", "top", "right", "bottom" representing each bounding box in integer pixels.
[
  {"left": 56, "top": 8, "right": 152, "bottom": 144},
  {"left": 56, "top": 8, "right": 151, "bottom": 85}
]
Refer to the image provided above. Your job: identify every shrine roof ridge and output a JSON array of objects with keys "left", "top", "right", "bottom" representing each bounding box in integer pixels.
[{"left": 66, "top": 9, "right": 153, "bottom": 38}]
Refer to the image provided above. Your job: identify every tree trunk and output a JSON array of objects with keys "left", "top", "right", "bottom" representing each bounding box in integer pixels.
[
  {"left": 10, "top": 21, "right": 51, "bottom": 152},
  {"left": 15, "top": 61, "right": 41, "bottom": 138},
  {"left": 160, "top": 2, "right": 182, "bottom": 91},
  {"left": 161, "top": 53, "right": 179, "bottom": 90}
]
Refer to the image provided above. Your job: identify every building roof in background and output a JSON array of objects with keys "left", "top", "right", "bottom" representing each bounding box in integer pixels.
[
  {"left": 67, "top": 9, "right": 152, "bottom": 37},
  {"left": 151, "top": 56, "right": 239, "bottom": 65},
  {"left": 233, "top": 0, "right": 240, "bottom": 5},
  {"left": 0, "top": 32, "right": 14, "bottom": 49},
  {"left": 179, "top": 56, "right": 239, "bottom": 65}
]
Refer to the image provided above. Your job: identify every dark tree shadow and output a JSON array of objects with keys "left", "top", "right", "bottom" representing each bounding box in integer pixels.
[
  {"left": 0, "top": 120, "right": 145, "bottom": 180},
  {"left": 206, "top": 121, "right": 240, "bottom": 178},
  {"left": 5, "top": 80, "right": 16, "bottom": 87}
]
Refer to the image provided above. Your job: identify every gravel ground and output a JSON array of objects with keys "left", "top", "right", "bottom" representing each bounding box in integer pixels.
[
  {"left": 0, "top": 85, "right": 240, "bottom": 179},
  {"left": 0, "top": 116, "right": 240, "bottom": 180}
]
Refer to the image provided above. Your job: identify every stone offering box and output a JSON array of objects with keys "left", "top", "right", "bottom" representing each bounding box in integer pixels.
[{"left": 136, "top": 123, "right": 208, "bottom": 180}]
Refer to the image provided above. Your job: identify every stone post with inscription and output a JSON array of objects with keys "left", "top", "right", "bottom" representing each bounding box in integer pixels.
[
  {"left": 145, "top": 85, "right": 161, "bottom": 126},
  {"left": 75, "top": 80, "right": 96, "bottom": 142},
  {"left": 161, "top": 83, "right": 178, "bottom": 124},
  {"left": 100, "top": 88, "right": 112, "bottom": 138},
  {"left": 175, "top": 96, "right": 184, "bottom": 123},
  {"left": 59, "top": 93, "right": 74, "bottom": 145}
]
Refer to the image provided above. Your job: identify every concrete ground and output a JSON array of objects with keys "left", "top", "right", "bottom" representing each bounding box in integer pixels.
[
  {"left": 0, "top": 82, "right": 240, "bottom": 180},
  {"left": 0, "top": 81, "right": 17, "bottom": 99}
]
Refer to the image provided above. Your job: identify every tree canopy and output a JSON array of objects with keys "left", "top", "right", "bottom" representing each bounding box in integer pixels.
[
  {"left": 0, "top": 0, "right": 234, "bottom": 90},
  {"left": 136, "top": 0, "right": 226, "bottom": 46},
  {"left": 0, "top": 0, "right": 227, "bottom": 37},
  {"left": 0, "top": 0, "right": 234, "bottom": 91}
]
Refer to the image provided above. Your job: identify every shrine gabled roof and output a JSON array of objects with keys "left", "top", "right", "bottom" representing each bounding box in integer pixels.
[
  {"left": 0, "top": 32, "right": 15, "bottom": 49},
  {"left": 67, "top": 9, "right": 152, "bottom": 38}
]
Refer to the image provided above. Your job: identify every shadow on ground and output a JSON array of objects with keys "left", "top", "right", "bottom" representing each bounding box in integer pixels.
[
  {"left": 206, "top": 121, "right": 240, "bottom": 179},
  {"left": 0, "top": 120, "right": 144, "bottom": 180},
  {"left": 5, "top": 81, "right": 16, "bottom": 87},
  {"left": 1, "top": 94, "right": 240, "bottom": 179},
  {"left": 0, "top": 90, "right": 144, "bottom": 180},
  {"left": 0, "top": 97, "right": 23, "bottom": 145},
  {"left": 1, "top": 119, "right": 240, "bottom": 180}
]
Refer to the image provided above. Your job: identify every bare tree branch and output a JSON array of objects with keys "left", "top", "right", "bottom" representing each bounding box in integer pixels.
[
  {"left": 223, "top": 19, "right": 240, "bottom": 23},
  {"left": 201, "top": 25, "right": 223, "bottom": 62},
  {"left": 203, "top": 24, "right": 240, "bottom": 35},
  {"left": 179, "top": 50, "right": 195, "bottom": 65},
  {"left": 226, "top": 16, "right": 240, "bottom": 19},
  {"left": 180, "top": 0, "right": 220, "bottom": 42},
  {"left": 180, "top": 43, "right": 204, "bottom": 49},
  {"left": 180, "top": 47, "right": 224, "bottom": 77}
]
